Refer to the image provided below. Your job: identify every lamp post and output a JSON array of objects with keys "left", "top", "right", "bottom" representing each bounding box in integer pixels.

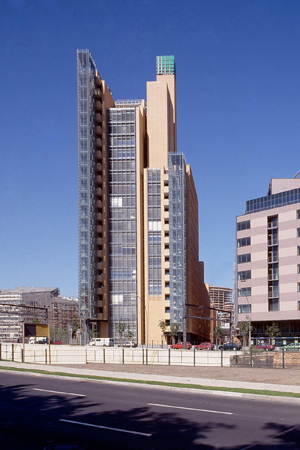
[{"left": 238, "top": 288, "right": 251, "bottom": 348}]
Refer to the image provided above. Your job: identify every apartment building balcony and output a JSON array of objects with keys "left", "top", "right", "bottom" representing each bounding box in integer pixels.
[
  {"left": 95, "top": 113, "right": 102, "bottom": 123},
  {"left": 268, "top": 237, "right": 278, "bottom": 246},
  {"left": 97, "top": 225, "right": 102, "bottom": 234},
  {"left": 97, "top": 274, "right": 103, "bottom": 282},
  {"left": 268, "top": 289, "right": 279, "bottom": 298},
  {"left": 96, "top": 187, "right": 102, "bottom": 197},
  {"left": 95, "top": 101, "right": 102, "bottom": 111},
  {"left": 268, "top": 254, "right": 279, "bottom": 263},
  {"left": 96, "top": 137, "right": 102, "bottom": 147},
  {"left": 268, "top": 220, "right": 278, "bottom": 229},
  {"left": 94, "top": 89, "right": 102, "bottom": 100},
  {"left": 95, "top": 125, "right": 102, "bottom": 136},
  {"left": 96, "top": 175, "right": 102, "bottom": 184},
  {"left": 268, "top": 272, "right": 279, "bottom": 281}
]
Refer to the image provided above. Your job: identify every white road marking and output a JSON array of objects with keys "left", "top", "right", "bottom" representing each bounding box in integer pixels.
[
  {"left": 33, "top": 388, "right": 86, "bottom": 397},
  {"left": 148, "top": 402, "right": 235, "bottom": 415},
  {"left": 59, "top": 419, "right": 152, "bottom": 437}
]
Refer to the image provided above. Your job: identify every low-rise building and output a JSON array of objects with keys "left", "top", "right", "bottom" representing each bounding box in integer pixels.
[{"left": 0, "top": 287, "right": 79, "bottom": 342}]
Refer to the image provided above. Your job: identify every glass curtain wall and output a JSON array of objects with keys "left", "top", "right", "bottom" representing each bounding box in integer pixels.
[
  {"left": 77, "top": 50, "right": 97, "bottom": 320},
  {"left": 168, "top": 153, "right": 187, "bottom": 330},
  {"left": 108, "top": 107, "right": 138, "bottom": 342},
  {"left": 147, "top": 169, "right": 162, "bottom": 296}
]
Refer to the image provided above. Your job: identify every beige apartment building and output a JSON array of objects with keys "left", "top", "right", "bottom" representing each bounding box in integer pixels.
[
  {"left": 235, "top": 177, "right": 300, "bottom": 342},
  {"left": 77, "top": 52, "right": 210, "bottom": 344}
]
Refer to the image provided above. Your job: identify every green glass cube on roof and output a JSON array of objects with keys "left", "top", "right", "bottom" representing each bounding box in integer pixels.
[{"left": 156, "top": 55, "right": 176, "bottom": 76}]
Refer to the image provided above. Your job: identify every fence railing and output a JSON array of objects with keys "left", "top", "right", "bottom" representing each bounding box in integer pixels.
[{"left": 1, "top": 344, "right": 300, "bottom": 369}]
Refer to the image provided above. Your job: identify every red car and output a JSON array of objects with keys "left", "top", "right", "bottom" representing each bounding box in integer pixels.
[
  {"left": 170, "top": 341, "right": 192, "bottom": 349},
  {"left": 194, "top": 342, "right": 214, "bottom": 351},
  {"left": 255, "top": 343, "right": 274, "bottom": 351},
  {"left": 53, "top": 340, "right": 63, "bottom": 345}
]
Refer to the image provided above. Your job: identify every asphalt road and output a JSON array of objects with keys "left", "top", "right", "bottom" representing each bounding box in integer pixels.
[{"left": 1, "top": 371, "right": 300, "bottom": 449}]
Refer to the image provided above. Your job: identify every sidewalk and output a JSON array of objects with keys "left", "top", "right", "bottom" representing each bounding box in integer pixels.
[{"left": 1, "top": 361, "right": 300, "bottom": 398}]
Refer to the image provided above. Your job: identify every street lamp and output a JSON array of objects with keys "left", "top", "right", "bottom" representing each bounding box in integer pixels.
[{"left": 238, "top": 287, "right": 251, "bottom": 348}]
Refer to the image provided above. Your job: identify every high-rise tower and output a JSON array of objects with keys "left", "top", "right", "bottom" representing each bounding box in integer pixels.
[{"left": 77, "top": 51, "right": 210, "bottom": 344}]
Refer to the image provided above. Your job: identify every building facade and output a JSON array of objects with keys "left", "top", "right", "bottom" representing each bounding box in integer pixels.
[
  {"left": 0, "top": 287, "right": 78, "bottom": 342},
  {"left": 77, "top": 50, "right": 210, "bottom": 344},
  {"left": 235, "top": 177, "right": 300, "bottom": 342}
]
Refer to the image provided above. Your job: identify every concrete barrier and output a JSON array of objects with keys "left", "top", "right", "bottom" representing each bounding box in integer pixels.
[{"left": 0, "top": 343, "right": 237, "bottom": 367}]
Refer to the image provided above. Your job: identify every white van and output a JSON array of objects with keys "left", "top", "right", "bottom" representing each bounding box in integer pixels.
[{"left": 89, "top": 338, "right": 114, "bottom": 347}]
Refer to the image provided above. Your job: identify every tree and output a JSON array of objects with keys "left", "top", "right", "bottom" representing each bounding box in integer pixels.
[
  {"left": 214, "top": 326, "right": 223, "bottom": 347},
  {"left": 265, "top": 322, "right": 281, "bottom": 344},
  {"left": 239, "top": 316, "right": 252, "bottom": 347},
  {"left": 72, "top": 318, "right": 80, "bottom": 335},
  {"left": 125, "top": 327, "right": 134, "bottom": 342},
  {"left": 169, "top": 323, "right": 178, "bottom": 344},
  {"left": 116, "top": 321, "right": 128, "bottom": 346},
  {"left": 158, "top": 319, "right": 167, "bottom": 335}
]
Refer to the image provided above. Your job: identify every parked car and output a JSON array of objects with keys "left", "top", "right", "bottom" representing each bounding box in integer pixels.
[
  {"left": 254, "top": 343, "right": 274, "bottom": 351},
  {"left": 53, "top": 340, "right": 63, "bottom": 345},
  {"left": 118, "top": 341, "right": 137, "bottom": 348},
  {"left": 281, "top": 343, "right": 300, "bottom": 351},
  {"left": 194, "top": 342, "right": 214, "bottom": 351},
  {"left": 170, "top": 341, "right": 192, "bottom": 349},
  {"left": 219, "top": 342, "right": 241, "bottom": 351}
]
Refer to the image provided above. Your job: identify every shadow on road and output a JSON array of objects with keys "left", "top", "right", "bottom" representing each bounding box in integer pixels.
[{"left": 0, "top": 379, "right": 300, "bottom": 449}]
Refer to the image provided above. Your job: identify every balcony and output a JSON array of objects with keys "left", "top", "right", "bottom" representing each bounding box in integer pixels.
[
  {"left": 268, "top": 289, "right": 279, "bottom": 298},
  {"left": 268, "top": 220, "right": 278, "bottom": 229},
  {"left": 268, "top": 272, "right": 279, "bottom": 281},
  {"left": 95, "top": 101, "right": 102, "bottom": 111},
  {"left": 95, "top": 125, "right": 102, "bottom": 136},
  {"left": 268, "top": 237, "right": 278, "bottom": 246},
  {"left": 268, "top": 254, "right": 279, "bottom": 263},
  {"left": 94, "top": 89, "right": 102, "bottom": 100},
  {"left": 95, "top": 113, "right": 102, "bottom": 123},
  {"left": 96, "top": 138, "right": 102, "bottom": 147}
]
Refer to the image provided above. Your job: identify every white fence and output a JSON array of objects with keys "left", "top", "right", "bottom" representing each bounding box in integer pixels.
[{"left": 0, "top": 343, "right": 237, "bottom": 367}]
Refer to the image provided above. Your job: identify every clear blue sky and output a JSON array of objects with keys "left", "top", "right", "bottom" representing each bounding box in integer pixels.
[{"left": 1, "top": 0, "right": 300, "bottom": 297}]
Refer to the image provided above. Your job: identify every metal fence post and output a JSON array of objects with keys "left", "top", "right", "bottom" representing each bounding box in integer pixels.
[
  {"left": 250, "top": 347, "right": 253, "bottom": 368},
  {"left": 221, "top": 349, "right": 223, "bottom": 367},
  {"left": 142, "top": 348, "right": 144, "bottom": 365},
  {"left": 21, "top": 348, "right": 24, "bottom": 363},
  {"left": 45, "top": 348, "right": 47, "bottom": 364},
  {"left": 282, "top": 348, "right": 285, "bottom": 369},
  {"left": 168, "top": 348, "right": 170, "bottom": 365},
  {"left": 103, "top": 348, "right": 105, "bottom": 364},
  {"left": 122, "top": 348, "right": 124, "bottom": 364},
  {"left": 193, "top": 348, "right": 196, "bottom": 366},
  {"left": 11, "top": 344, "right": 14, "bottom": 362},
  {"left": 146, "top": 348, "right": 148, "bottom": 365}
]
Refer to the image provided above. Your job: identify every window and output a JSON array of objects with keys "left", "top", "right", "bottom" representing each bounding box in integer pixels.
[
  {"left": 297, "top": 228, "right": 300, "bottom": 238},
  {"left": 238, "top": 270, "right": 251, "bottom": 281},
  {"left": 297, "top": 210, "right": 300, "bottom": 219},
  {"left": 238, "top": 304, "right": 251, "bottom": 314},
  {"left": 298, "top": 301, "right": 300, "bottom": 311},
  {"left": 237, "top": 237, "right": 251, "bottom": 248},
  {"left": 237, "top": 220, "right": 250, "bottom": 231},
  {"left": 298, "top": 282, "right": 300, "bottom": 292},
  {"left": 298, "top": 246, "right": 300, "bottom": 256},
  {"left": 298, "top": 264, "right": 300, "bottom": 274},
  {"left": 237, "top": 253, "right": 251, "bottom": 264},
  {"left": 238, "top": 287, "right": 251, "bottom": 297},
  {"left": 269, "top": 298, "right": 279, "bottom": 311}
]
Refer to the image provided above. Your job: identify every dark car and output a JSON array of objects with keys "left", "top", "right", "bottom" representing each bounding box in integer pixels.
[
  {"left": 194, "top": 342, "right": 214, "bottom": 351},
  {"left": 170, "top": 341, "right": 192, "bottom": 349},
  {"left": 219, "top": 342, "right": 241, "bottom": 351},
  {"left": 254, "top": 343, "right": 274, "bottom": 351}
]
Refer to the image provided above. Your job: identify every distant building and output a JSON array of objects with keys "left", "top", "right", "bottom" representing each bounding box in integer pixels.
[
  {"left": 0, "top": 287, "right": 78, "bottom": 341},
  {"left": 235, "top": 177, "right": 300, "bottom": 342},
  {"left": 77, "top": 51, "right": 210, "bottom": 344},
  {"left": 207, "top": 285, "right": 233, "bottom": 340}
]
